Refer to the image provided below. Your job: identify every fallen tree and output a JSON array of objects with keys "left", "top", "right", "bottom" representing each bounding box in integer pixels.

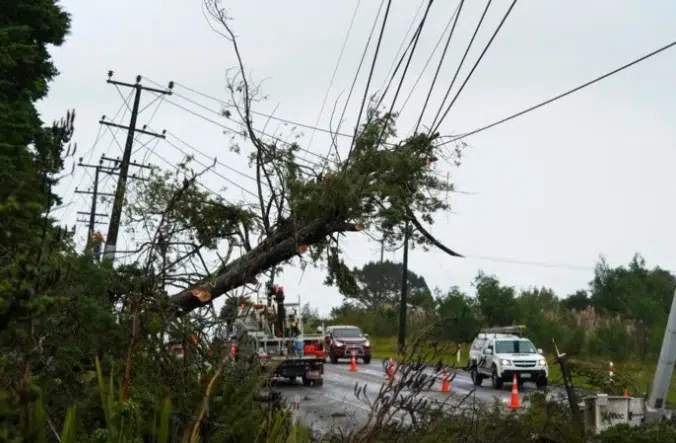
[{"left": 152, "top": 1, "right": 466, "bottom": 314}]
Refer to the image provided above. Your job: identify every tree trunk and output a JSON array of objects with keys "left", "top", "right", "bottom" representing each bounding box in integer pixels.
[{"left": 169, "top": 214, "right": 357, "bottom": 314}]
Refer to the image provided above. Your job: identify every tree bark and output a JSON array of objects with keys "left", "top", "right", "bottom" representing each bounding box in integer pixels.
[{"left": 168, "top": 214, "right": 358, "bottom": 314}]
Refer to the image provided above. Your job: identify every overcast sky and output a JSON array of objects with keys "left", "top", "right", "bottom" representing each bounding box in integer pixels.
[{"left": 41, "top": 0, "right": 676, "bottom": 316}]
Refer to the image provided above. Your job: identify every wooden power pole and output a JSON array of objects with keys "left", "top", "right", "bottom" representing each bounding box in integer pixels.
[{"left": 101, "top": 71, "right": 172, "bottom": 264}]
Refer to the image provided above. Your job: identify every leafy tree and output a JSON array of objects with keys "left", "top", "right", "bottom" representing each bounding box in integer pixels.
[
  {"left": 297, "top": 302, "right": 322, "bottom": 332},
  {"left": 562, "top": 290, "right": 591, "bottom": 311},
  {"left": 435, "top": 287, "right": 481, "bottom": 343},
  {"left": 349, "top": 260, "right": 433, "bottom": 310},
  {"left": 517, "top": 286, "right": 558, "bottom": 316},
  {"left": 516, "top": 286, "right": 562, "bottom": 351},
  {"left": 590, "top": 254, "right": 675, "bottom": 358},
  {"left": 0, "top": 0, "right": 82, "bottom": 438},
  {"left": 0, "top": 0, "right": 74, "bottom": 330},
  {"left": 473, "top": 271, "right": 519, "bottom": 327}
]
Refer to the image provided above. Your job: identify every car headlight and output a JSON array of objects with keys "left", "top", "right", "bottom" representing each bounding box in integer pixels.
[
  {"left": 334, "top": 340, "right": 344, "bottom": 347},
  {"left": 538, "top": 359, "right": 547, "bottom": 367},
  {"left": 363, "top": 340, "right": 370, "bottom": 347},
  {"left": 500, "top": 359, "right": 512, "bottom": 366}
]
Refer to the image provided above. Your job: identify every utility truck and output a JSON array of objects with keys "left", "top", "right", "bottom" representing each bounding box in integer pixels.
[{"left": 230, "top": 283, "right": 326, "bottom": 386}]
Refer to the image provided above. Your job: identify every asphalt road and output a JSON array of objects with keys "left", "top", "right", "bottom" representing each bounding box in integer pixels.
[{"left": 275, "top": 358, "right": 571, "bottom": 436}]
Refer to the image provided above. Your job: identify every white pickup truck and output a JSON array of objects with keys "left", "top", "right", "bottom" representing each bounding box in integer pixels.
[{"left": 468, "top": 326, "right": 548, "bottom": 389}]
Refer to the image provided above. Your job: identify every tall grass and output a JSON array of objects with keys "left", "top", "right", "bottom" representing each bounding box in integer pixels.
[{"left": 31, "top": 357, "right": 312, "bottom": 443}]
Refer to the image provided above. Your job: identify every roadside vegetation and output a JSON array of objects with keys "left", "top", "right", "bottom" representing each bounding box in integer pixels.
[
  {"left": 317, "top": 257, "right": 676, "bottom": 404},
  {"left": 2, "top": 0, "right": 675, "bottom": 442}
]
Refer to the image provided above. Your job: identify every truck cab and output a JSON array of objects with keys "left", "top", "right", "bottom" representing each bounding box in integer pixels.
[{"left": 468, "top": 326, "right": 548, "bottom": 389}]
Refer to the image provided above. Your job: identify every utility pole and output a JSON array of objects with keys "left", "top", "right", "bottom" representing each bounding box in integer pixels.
[
  {"left": 75, "top": 165, "right": 114, "bottom": 262},
  {"left": 76, "top": 157, "right": 116, "bottom": 251},
  {"left": 377, "top": 237, "right": 385, "bottom": 309},
  {"left": 398, "top": 156, "right": 437, "bottom": 354},
  {"left": 380, "top": 238, "right": 385, "bottom": 264},
  {"left": 101, "top": 71, "right": 172, "bottom": 264},
  {"left": 398, "top": 222, "right": 410, "bottom": 354},
  {"left": 647, "top": 286, "right": 676, "bottom": 417}
]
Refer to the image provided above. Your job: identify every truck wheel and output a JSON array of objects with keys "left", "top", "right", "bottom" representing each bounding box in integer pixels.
[
  {"left": 287, "top": 376, "right": 297, "bottom": 383},
  {"left": 314, "top": 378, "right": 324, "bottom": 386},
  {"left": 302, "top": 377, "right": 312, "bottom": 386},
  {"left": 536, "top": 378, "right": 548, "bottom": 389},
  {"left": 471, "top": 367, "right": 483, "bottom": 386},
  {"left": 491, "top": 367, "right": 504, "bottom": 390},
  {"left": 330, "top": 354, "right": 338, "bottom": 364},
  {"left": 362, "top": 356, "right": 371, "bottom": 364}
]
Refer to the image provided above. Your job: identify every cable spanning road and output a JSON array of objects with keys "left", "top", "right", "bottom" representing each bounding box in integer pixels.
[{"left": 276, "top": 358, "right": 573, "bottom": 436}]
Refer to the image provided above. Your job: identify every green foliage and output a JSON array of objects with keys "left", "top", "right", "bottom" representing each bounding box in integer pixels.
[
  {"left": 592, "top": 420, "right": 676, "bottom": 443},
  {"left": 126, "top": 165, "right": 255, "bottom": 250},
  {"left": 281, "top": 110, "right": 457, "bottom": 294},
  {"left": 473, "top": 271, "right": 519, "bottom": 327},
  {"left": 348, "top": 260, "right": 432, "bottom": 310},
  {"left": 434, "top": 286, "right": 481, "bottom": 343},
  {"left": 334, "top": 254, "right": 676, "bottom": 370}
]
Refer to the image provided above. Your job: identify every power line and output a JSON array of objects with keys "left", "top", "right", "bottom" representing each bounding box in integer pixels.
[
  {"left": 165, "top": 131, "right": 257, "bottom": 183},
  {"left": 373, "top": 10, "right": 425, "bottom": 111},
  {"left": 158, "top": 90, "right": 476, "bottom": 193},
  {"left": 461, "top": 254, "right": 594, "bottom": 271},
  {"left": 162, "top": 133, "right": 260, "bottom": 198},
  {"left": 379, "top": 0, "right": 435, "bottom": 143},
  {"left": 146, "top": 77, "right": 404, "bottom": 149},
  {"left": 308, "top": 0, "right": 362, "bottom": 155},
  {"left": 377, "top": 0, "right": 426, "bottom": 95},
  {"left": 429, "top": 0, "right": 493, "bottom": 134},
  {"left": 439, "top": 37, "right": 676, "bottom": 146},
  {"left": 432, "top": 0, "right": 519, "bottom": 134},
  {"left": 156, "top": 79, "right": 461, "bottom": 182},
  {"left": 333, "top": 0, "right": 387, "bottom": 148},
  {"left": 413, "top": 0, "right": 464, "bottom": 133},
  {"left": 141, "top": 122, "right": 260, "bottom": 199},
  {"left": 66, "top": 77, "right": 166, "bottom": 223},
  {"left": 144, "top": 75, "right": 477, "bottom": 196},
  {"left": 138, "top": 141, "right": 259, "bottom": 208},
  {"left": 400, "top": 1, "right": 462, "bottom": 114},
  {"left": 60, "top": 92, "right": 133, "bottom": 223},
  {"left": 160, "top": 97, "right": 325, "bottom": 171},
  {"left": 172, "top": 81, "right": 355, "bottom": 139},
  {"left": 347, "top": 0, "right": 393, "bottom": 160}
]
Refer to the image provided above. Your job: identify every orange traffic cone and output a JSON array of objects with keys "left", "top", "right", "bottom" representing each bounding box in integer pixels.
[
  {"left": 623, "top": 388, "right": 629, "bottom": 397},
  {"left": 349, "top": 350, "right": 358, "bottom": 372},
  {"left": 441, "top": 368, "right": 450, "bottom": 393},
  {"left": 510, "top": 374, "right": 520, "bottom": 409},
  {"left": 386, "top": 358, "right": 395, "bottom": 383}
]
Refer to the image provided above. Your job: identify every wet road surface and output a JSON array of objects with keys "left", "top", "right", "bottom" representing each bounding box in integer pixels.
[{"left": 276, "top": 358, "right": 570, "bottom": 436}]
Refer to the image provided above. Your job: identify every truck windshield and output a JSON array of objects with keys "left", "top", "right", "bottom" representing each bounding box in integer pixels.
[
  {"left": 333, "top": 328, "right": 363, "bottom": 338},
  {"left": 495, "top": 340, "right": 536, "bottom": 354}
]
